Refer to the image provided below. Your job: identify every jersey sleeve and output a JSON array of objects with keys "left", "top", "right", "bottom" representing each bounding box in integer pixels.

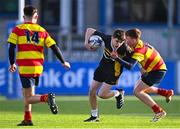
[
  {"left": 7, "top": 27, "right": 18, "bottom": 45},
  {"left": 93, "top": 31, "right": 107, "bottom": 41},
  {"left": 93, "top": 30, "right": 109, "bottom": 46},
  {"left": 117, "top": 43, "right": 133, "bottom": 57},
  {"left": 131, "top": 50, "right": 144, "bottom": 62},
  {"left": 44, "top": 32, "right": 56, "bottom": 47}
]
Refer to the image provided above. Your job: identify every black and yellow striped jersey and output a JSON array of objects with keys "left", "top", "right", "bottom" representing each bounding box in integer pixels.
[{"left": 93, "top": 30, "right": 132, "bottom": 77}]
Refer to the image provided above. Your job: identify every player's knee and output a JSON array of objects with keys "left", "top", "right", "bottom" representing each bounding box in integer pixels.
[
  {"left": 24, "top": 98, "right": 30, "bottom": 105},
  {"left": 134, "top": 89, "right": 144, "bottom": 98},
  {"left": 98, "top": 92, "right": 107, "bottom": 99},
  {"left": 24, "top": 97, "right": 30, "bottom": 104},
  {"left": 24, "top": 95, "right": 33, "bottom": 104}
]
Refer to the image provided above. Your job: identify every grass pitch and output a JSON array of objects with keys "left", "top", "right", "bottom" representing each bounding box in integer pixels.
[{"left": 0, "top": 96, "right": 180, "bottom": 128}]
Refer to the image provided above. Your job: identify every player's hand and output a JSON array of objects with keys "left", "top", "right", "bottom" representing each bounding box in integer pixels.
[
  {"left": 9, "top": 64, "right": 17, "bottom": 72},
  {"left": 85, "top": 44, "right": 97, "bottom": 51},
  {"left": 140, "top": 68, "right": 146, "bottom": 74},
  {"left": 62, "top": 61, "right": 71, "bottom": 69},
  {"left": 110, "top": 51, "right": 119, "bottom": 59}
]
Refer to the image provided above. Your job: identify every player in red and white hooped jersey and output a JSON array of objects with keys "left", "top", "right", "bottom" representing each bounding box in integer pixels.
[
  {"left": 7, "top": 5, "right": 70, "bottom": 126},
  {"left": 113, "top": 28, "right": 174, "bottom": 122}
]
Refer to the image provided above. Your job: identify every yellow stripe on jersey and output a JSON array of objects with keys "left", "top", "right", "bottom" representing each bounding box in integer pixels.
[
  {"left": 18, "top": 66, "right": 43, "bottom": 74},
  {"left": 114, "top": 61, "right": 121, "bottom": 76},
  {"left": 132, "top": 53, "right": 144, "bottom": 62},
  {"left": 7, "top": 33, "right": 18, "bottom": 44},
  {"left": 141, "top": 48, "right": 153, "bottom": 67},
  {"left": 17, "top": 23, "right": 56, "bottom": 47},
  {"left": 45, "top": 36, "right": 56, "bottom": 47},
  {"left": 16, "top": 51, "right": 44, "bottom": 59},
  {"left": 104, "top": 50, "right": 111, "bottom": 56},
  {"left": 132, "top": 40, "right": 167, "bottom": 72},
  {"left": 7, "top": 23, "right": 57, "bottom": 76},
  {"left": 17, "top": 24, "right": 46, "bottom": 32},
  {"left": 146, "top": 55, "right": 161, "bottom": 72},
  {"left": 104, "top": 48, "right": 111, "bottom": 54},
  {"left": 134, "top": 40, "right": 144, "bottom": 49},
  {"left": 160, "top": 64, "right": 166, "bottom": 70}
]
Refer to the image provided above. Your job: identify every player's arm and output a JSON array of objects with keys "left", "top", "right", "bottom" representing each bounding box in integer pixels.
[
  {"left": 50, "top": 44, "right": 70, "bottom": 69},
  {"left": 115, "top": 56, "right": 137, "bottom": 70},
  {"left": 8, "top": 43, "right": 16, "bottom": 65},
  {"left": 8, "top": 42, "right": 17, "bottom": 72},
  {"left": 84, "top": 28, "right": 96, "bottom": 50}
]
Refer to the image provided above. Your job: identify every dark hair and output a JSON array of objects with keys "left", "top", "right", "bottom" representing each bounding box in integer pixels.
[
  {"left": 112, "top": 29, "right": 125, "bottom": 41},
  {"left": 23, "top": 5, "right": 37, "bottom": 17},
  {"left": 125, "top": 28, "right": 141, "bottom": 39}
]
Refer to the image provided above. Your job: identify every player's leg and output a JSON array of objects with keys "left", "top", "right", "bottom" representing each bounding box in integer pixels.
[
  {"left": 134, "top": 80, "right": 158, "bottom": 107},
  {"left": 98, "top": 83, "right": 113, "bottom": 99},
  {"left": 27, "top": 93, "right": 58, "bottom": 114},
  {"left": 98, "top": 82, "right": 124, "bottom": 109},
  {"left": 84, "top": 80, "right": 102, "bottom": 122},
  {"left": 17, "top": 76, "right": 58, "bottom": 126},
  {"left": 17, "top": 86, "right": 34, "bottom": 126},
  {"left": 142, "top": 70, "right": 173, "bottom": 103},
  {"left": 98, "top": 83, "right": 123, "bottom": 99},
  {"left": 89, "top": 80, "right": 102, "bottom": 110},
  {"left": 144, "top": 86, "right": 174, "bottom": 103},
  {"left": 134, "top": 80, "right": 166, "bottom": 122},
  {"left": 28, "top": 77, "right": 58, "bottom": 114}
]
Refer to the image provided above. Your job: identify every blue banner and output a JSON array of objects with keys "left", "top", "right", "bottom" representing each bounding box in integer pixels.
[
  {"left": 0, "top": 61, "right": 176, "bottom": 98},
  {"left": 36, "top": 62, "right": 98, "bottom": 95},
  {"left": 35, "top": 61, "right": 176, "bottom": 95},
  {"left": 0, "top": 62, "right": 7, "bottom": 96}
]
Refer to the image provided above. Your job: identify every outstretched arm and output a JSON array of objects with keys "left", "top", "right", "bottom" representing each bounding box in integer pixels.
[
  {"left": 115, "top": 57, "right": 137, "bottom": 70},
  {"left": 84, "top": 28, "right": 96, "bottom": 50},
  {"left": 8, "top": 43, "right": 17, "bottom": 72},
  {"left": 50, "top": 44, "right": 70, "bottom": 69}
]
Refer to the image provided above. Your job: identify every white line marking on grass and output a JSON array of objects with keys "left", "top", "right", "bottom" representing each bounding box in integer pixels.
[
  {"left": 119, "top": 113, "right": 180, "bottom": 116},
  {"left": 1, "top": 128, "right": 179, "bottom": 129},
  {"left": 55, "top": 96, "right": 180, "bottom": 101}
]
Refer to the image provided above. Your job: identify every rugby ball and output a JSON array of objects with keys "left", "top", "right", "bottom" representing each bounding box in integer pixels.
[{"left": 88, "top": 35, "right": 103, "bottom": 49}]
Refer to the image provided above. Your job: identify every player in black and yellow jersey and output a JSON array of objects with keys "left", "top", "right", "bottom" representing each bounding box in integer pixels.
[{"left": 84, "top": 28, "right": 132, "bottom": 122}]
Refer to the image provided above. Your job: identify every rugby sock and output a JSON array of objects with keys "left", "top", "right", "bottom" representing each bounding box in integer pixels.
[
  {"left": 40, "top": 94, "right": 48, "bottom": 102},
  {"left": 113, "top": 90, "right": 120, "bottom": 97},
  {"left": 91, "top": 109, "right": 98, "bottom": 117},
  {"left": 24, "top": 111, "right": 32, "bottom": 121},
  {"left": 152, "top": 104, "right": 163, "bottom": 113},
  {"left": 157, "top": 88, "right": 170, "bottom": 97}
]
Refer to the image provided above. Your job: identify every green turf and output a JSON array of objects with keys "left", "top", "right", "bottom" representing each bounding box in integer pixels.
[{"left": 0, "top": 96, "right": 180, "bottom": 128}]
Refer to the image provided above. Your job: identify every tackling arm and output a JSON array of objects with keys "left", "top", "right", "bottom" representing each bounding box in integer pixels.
[
  {"left": 115, "top": 57, "right": 137, "bottom": 70},
  {"left": 84, "top": 28, "right": 96, "bottom": 50}
]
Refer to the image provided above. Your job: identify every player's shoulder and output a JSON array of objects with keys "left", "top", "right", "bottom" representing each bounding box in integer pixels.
[
  {"left": 33, "top": 24, "right": 47, "bottom": 32},
  {"left": 13, "top": 23, "right": 23, "bottom": 30},
  {"left": 37, "top": 24, "right": 46, "bottom": 32},
  {"left": 117, "top": 43, "right": 132, "bottom": 56},
  {"left": 119, "top": 42, "right": 127, "bottom": 50},
  {"left": 17, "top": 23, "right": 46, "bottom": 32}
]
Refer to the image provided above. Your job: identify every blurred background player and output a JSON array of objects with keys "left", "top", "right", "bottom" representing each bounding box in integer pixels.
[
  {"left": 84, "top": 28, "right": 132, "bottom": 122},
  {"left": 7, "top": 5, "right": 71, "bottom": 126},
  {"left": 112, "top": 28, "right": 174, "bottom": 122}
]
